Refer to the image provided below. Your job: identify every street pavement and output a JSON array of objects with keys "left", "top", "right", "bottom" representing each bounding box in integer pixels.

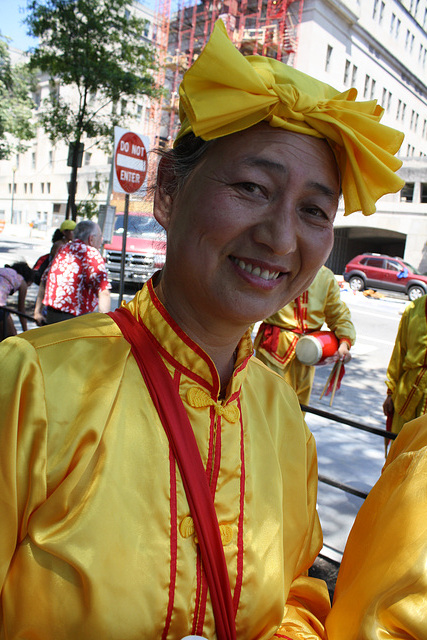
[{"left": 1, "top": 223, "right": 410, "bottom": 583}]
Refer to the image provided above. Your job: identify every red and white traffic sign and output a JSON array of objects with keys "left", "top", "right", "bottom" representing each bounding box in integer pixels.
[{"left": 113, "top": 128, "right": 149, "bottom": 194}]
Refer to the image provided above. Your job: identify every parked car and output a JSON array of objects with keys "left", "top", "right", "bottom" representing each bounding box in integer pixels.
[{"left": 343, "top": 253, "right": 427, "bottom": 300}]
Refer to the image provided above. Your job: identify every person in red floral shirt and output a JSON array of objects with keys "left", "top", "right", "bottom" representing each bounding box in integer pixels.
[{"left": 35, "top": 220, "right": 110, "bottom": 325}]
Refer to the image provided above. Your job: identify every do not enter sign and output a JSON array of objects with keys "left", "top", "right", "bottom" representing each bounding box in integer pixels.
[{"left": 114, "top": 129, "right": 149, "bottom": 194}]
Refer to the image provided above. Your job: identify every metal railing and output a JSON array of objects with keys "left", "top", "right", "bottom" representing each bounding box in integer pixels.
[
  {"left": 301, "top": 403, "right": 397, "bottom": 500},
  {"left": 1, "top": 306, "right": 36, "bottom": 341}
]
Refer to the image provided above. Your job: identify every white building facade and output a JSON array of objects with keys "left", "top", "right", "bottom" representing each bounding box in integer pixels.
[
  {"left": 0, "top": 1, "right": 156, "bottom": 232},
  {"left": 295, "top": 0, "right": 427, "bottom": 271}
]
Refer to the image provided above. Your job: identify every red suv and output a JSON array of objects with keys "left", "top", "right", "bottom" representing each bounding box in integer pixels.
[{"left": 344, "top": 253, "right": 427, "bottom": 300}]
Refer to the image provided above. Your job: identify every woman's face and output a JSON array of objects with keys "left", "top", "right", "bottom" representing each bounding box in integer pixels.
[{"left": 154, "top": 125, "right": 340, "bottom": 335}]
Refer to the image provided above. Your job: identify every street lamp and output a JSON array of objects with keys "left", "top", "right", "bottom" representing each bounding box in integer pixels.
[{"left": 10, "top": 166, "right": 17, "bottom": 224}]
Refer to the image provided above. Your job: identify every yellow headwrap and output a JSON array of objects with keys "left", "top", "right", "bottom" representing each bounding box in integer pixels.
[{"left": 175, "top": 20, "right": 405, "bottom": 216}]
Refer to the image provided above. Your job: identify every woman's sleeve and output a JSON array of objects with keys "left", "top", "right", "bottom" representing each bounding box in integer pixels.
[
  {"left": 272, "top": 432, "right": 331, "bottom": 640},
  {"left": 325, "top": 415, "right": 427, "bottom": 639},
  {"left": 385, "top": 310, "right": 408, "bottom": 395},
  {"left": 323, "top": 275, "right": 356, "bottom": 346},
  {"left": 0, "top": 337, "right": 47, "bottom": 590}
]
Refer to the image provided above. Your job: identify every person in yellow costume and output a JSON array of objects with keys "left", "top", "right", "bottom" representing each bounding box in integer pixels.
[
  {"left": 254, "top": 265, "right": 356, "bottom": 405},
  {"left": 382, "top": 294, "right": 427, "bottom": 435},
  {"left": 325, "top": 412, "right": 427, "bottom": 639},
  {"left": 0, "top": 19, "right": 404, "bottom": 640}
]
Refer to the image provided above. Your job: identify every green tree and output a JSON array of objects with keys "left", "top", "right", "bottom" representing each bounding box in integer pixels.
[
  {"left": 0, "top": 36, "right": 35, "bottom": 159},
  {"left": 26, "top": 0, "right": 158, "bottom": 220}
]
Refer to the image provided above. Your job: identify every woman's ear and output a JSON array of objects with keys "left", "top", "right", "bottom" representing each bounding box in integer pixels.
[{"left": 153, "top": 156, "right": 174, "bottom": 231}]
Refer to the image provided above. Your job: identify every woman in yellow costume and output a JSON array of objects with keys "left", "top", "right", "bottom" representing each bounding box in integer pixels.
[
  {"left": 254, "top": 265, "right": 356, "bottom": 405},
  {"left": 0, "top": 20, "right": 403, "bottom": 640},
  {"left": 383, "top": 294, "right": 427, "bottom": 434},
  {"left": 326, "top": 412, "right": 427, "bottom": 639}
]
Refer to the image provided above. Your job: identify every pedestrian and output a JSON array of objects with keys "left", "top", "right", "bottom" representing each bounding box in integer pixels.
[
  {"left": 33, "top": 219, "right": 77, "bottom": 285},
  {"left": 382, "top": 294, "right": 427, "bottom": 435},
  {"left": 0, "top": 20, "right": 404, "bottom": 640},
  {"left": 254, "top": 266, "right": 356, "bottom": 405},
  {"left": 0, "top": 261, "right": 34, "bottom": 339},
  {"left": 34, "top": 219, "right": 110, "bottom": 325}
]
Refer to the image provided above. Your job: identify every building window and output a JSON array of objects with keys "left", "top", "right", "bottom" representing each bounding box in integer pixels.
[
  {"left": 396, "top": 99, "right": 402, "bottom": 119},
  {"left": 379, "top": 1, "right": 385, "bottom": 23},
  {"left": 421, "top": 183, "right": 427, "bottom": 203},
  {"left": 410, "top": 34, "right": 414, "bottom": 53},
  {"left": 405, "top": 29, "right": 411, "bottom": 49},
  {"left": 30, "top": 183, "right": 33, "bottom": 194},
  {"left": 370, "top": 79, "right": 376, "bottom": 99},
  {"left": 382, "top": 87, "right": 387, "bottom": 105},
  {"left": 423, "top": 119, "right": 427, "bottom": 137},
  {"left": 49, "top": 150, "right": 53, "bottom": 167},
  {"left": 363, "top": 74, "right": 370, "bottom": 98},
  {"left": 137, "top": 104, "right": 143, "bottom": 116},
  {"left": 31, "top": 152, "right": 36, "bottom": 169},
  {"left": 400, "top": 182, "right": 414, "bottom": 201},
  {"left": 325, "top": 45, "right": 333, "bottom": 71},
  {"left": 24, "top": 183, "right": 27, "bottom": 194},
  {"left": 396, "top": 18, "right": 401, "bottom": 38},
  {"left": 343, "top": 59, "right": 351, "bottom": 84},
  {"left": 401, "top": 103, "right": 406, "bottom": 121},
  {"left": 47, "top": 182, "right": 51, "bottom": 194},
  {"left": 8, "top": 184, "right": 11, "bottom": 194},
  {"left": 351, "top": 65, "right": 358, "bottom": 85},
  {"left": 41, "top": 183, "right": 44, "bottom": 194},
  {"left": 390, "top": 12, "right": 395, "bottom": 33},
  {"left": 372, "top": 0, "right": 379, "bottom": 19},
  {"left": 84, "top": 152, "right": 92, "bottom": 166}
]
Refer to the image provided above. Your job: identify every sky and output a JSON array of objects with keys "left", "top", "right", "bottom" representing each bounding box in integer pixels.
[{"left": 0, "top": 1, "right": 38, "bottom": 51}]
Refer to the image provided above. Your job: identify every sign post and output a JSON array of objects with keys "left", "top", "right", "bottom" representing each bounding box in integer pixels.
[{"left": 113, "top": 127, "right": 149, "bottom": 304}]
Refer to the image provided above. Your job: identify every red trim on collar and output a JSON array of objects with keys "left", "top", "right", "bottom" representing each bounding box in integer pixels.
[{"left": 147, "top": 279, "right": 220, "bottom": 396}]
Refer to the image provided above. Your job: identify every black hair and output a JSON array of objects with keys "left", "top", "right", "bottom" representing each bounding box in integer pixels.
[
  {"left": 6, "top": 261, "right": 34, "bottom": 285},
  {"left": 51, "top": 228, "right": 65, "bottom": 243},
  {"left": 155, "top": 133, "right": 214, "bottom": 197}
]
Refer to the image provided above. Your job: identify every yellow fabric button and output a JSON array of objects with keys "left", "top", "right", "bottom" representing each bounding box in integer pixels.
[
  {"left": 179, "top": 516, "right": 195, "bottom": 538},
  {"left": 219, "top": 524, "right": 233, "bottom": 546}
]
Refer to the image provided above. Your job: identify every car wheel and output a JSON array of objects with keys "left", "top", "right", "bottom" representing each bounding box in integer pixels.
[
  {"left": 349, "top": 275, "right": 365, "bottom": 292},
  {"left": 408, "top": 285, "right": 426, "bottom": 301}
]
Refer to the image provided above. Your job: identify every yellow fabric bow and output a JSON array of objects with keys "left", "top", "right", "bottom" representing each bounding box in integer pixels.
[
  {"left": 186, "top": 387, "right": 240, "bottom": 423},
  {"left": 176, "top": 20, "right": 405, "bottom": 216}
]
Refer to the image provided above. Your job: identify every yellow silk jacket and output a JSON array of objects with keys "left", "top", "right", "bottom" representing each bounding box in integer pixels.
[
  {"left": 385, "top": 295, "right": 427, "bottom": 426},
  {"left": 326, "top": 414, "right": 427, "bottom": 638},
  {"left": 0, "top": 280, "right": 330, "bottom": 640},
  {"left": 254, "top": 267, "right": 356, "bottom": 369}
]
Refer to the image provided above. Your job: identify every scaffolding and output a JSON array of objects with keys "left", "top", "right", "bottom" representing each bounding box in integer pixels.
[{"left": 156, "top": 0, "right": 304, "bottom": 143}]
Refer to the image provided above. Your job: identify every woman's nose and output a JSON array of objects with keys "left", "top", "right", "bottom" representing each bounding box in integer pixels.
[{"left": 252, "top": 206, "right": 300, "bottom": 256}]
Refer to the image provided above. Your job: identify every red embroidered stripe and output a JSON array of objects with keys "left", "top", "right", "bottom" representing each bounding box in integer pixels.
[
  {"left": 196, "top": 571, "right": 209, "bottom": 635},
  {"left": 269, "top": 335, "right": 298, "bottom": 365},
  {"left": 162, "top": 444, "right": 178, "bottom": 640},
  {"left": 192, "top": 550, "right": 203, "bottom": 635},
  {"left": 400, "top": 367, "right": 427, "bottom": 415},
  {"left": 204, "top": 406, "right": 216, "bottom": 495},
  {"left": 210, "top": 412, "right": 222, "bottom": 496},
  {"left": 148, "top": 280, "right": 219, "bottom": 393},
  {"left": 233, "top": 397, "right": 245, "bottom": 614},
  {"left": 140, "top": 318, "right": 212, "bottom": 393}
]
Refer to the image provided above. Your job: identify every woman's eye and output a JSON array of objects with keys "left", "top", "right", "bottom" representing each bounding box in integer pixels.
[
  {"left": 236, "top": 182, "right": 263, "bottom": 194},
  {"left": 304, "top": 206, "right": 327, "bottom": 219}
]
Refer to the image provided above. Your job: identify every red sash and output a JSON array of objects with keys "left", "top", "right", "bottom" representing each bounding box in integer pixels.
[{"left": 108, "top": 307, "right": 236, "bottom": 640}]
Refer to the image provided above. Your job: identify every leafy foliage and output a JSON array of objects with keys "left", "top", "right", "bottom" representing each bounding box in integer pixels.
[
  {"left": 26, "top": 0, "right": 158, "bottom": 144},
  {"left": 0, "top": 36, "right": 35, "bottom": 159},
  {"left": 25, "top": 0, "right": 159, "bottom": 217}
]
